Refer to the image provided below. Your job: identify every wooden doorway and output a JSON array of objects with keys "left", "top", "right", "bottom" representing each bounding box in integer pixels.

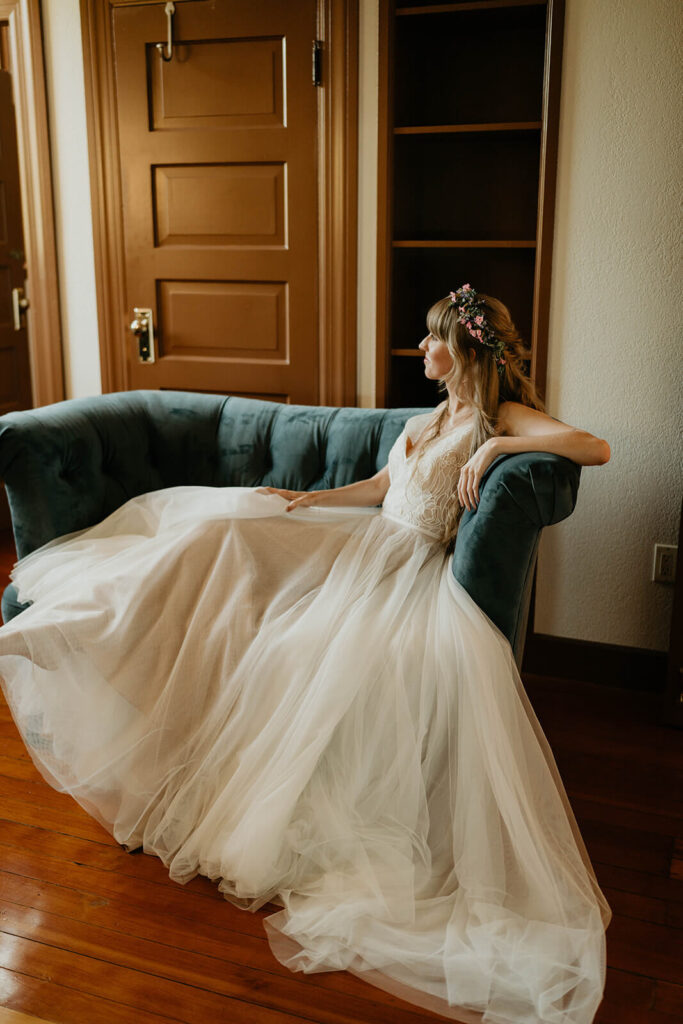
[
  {"left": 0, "top": 2, "right": 63, "bottom": 531},
  {"left": 0, "top": 69, "right": 31, "bottom": 419},
  {"left": 0, "top": 0, "right": 63, "bottom": 409},
  {"left": 82, "top": 0, "right": 358, "bottom": 406}
]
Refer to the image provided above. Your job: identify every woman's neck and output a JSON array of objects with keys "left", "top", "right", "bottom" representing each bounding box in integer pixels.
[{"left": 442, "top": 383, "right": 475, "bottom": 426}]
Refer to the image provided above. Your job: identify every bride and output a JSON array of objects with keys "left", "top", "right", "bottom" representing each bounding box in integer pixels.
[{"left": 0, "top": 285, "right": 613, "bottom": 1024}]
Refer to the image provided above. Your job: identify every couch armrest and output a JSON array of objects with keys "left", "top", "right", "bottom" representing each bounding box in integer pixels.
[
  {"left": 0, "top": 391, "right": 227, "bottom": 559},
  {"left": 1, "top": 582, "right": 30, "bottom": 624},
  {"left": 452, "top": 452, "right": 581, "bottom": 661}
]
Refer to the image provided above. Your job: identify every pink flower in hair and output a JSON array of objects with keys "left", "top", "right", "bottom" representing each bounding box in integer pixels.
[
  {"left": 475, "top": 315, "right": 484, "bottom": 325},
  {"left": 462, "top": 283, "right": 472, "bottom": 291}
]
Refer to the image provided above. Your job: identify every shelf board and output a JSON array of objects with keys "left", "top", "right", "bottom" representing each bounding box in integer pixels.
[
  {"left": 391, "top": 349, "right": 424, "bottom": 357},
  {"left": 394, "top": 121, "right": 542, "bottom": 134},
  {"left": 392, "top": 239, "right": 537, "bottom": 248},
  {"left": 397, "top": 0, "right": 547, "bottom": 16}
]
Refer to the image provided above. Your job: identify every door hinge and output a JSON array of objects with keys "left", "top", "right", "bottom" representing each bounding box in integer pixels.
[{"left": 312, "top": 40, "right": 322, "bottom": 86}]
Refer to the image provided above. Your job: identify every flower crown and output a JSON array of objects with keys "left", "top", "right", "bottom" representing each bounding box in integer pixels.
[{"left": 449, "top": 284, "right": 506, "bottom": 375}]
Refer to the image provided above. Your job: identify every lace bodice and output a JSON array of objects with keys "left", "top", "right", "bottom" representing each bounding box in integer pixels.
[{"left": 381, "top": 412, "right": 473, "bottom": 544}]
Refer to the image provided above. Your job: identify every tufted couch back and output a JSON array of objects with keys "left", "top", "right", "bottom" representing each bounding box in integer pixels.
[{"left": 0, "top": 390, "right": 581, "bottom": 665}]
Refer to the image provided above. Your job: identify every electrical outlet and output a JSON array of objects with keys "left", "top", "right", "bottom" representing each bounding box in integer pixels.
[{"left": 652, "top": 543, "right": 677, "bottom": 584}]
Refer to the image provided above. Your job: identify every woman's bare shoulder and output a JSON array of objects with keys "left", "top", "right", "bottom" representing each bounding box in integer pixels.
[{"left": 497, "top": 400, "right": 575, "bottom": 436}]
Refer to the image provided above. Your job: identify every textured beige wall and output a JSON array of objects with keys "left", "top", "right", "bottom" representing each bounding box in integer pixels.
[{"left": 534, "top": 0, "right": 683, "bottom": 651}]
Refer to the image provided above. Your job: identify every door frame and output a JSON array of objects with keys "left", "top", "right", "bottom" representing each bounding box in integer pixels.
[
  {"left": 0, "top": 0, "right": 64, "bottom": 407},
  {"left": 80, "top": 0, "right": 359, "bottom": 407}
]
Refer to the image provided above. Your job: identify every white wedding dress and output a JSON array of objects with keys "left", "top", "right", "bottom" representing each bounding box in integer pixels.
[{"left": 0, "top": 413, "right": 612, "bottom": 1024}]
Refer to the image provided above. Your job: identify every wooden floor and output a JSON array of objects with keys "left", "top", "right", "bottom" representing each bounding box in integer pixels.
[{"left": 0, "top": 530, "right": 681, "bottom": 1024}]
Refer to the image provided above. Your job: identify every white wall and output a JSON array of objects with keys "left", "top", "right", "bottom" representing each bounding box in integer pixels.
[
  {"left": 43, "top": 0, "right": 681, "bottom": 651},
  {"left": 534, "top": 0, "right": 682, "bottom": 651},
  {"left": 42, "top": 0, "right": 101, "bottom": 399}
]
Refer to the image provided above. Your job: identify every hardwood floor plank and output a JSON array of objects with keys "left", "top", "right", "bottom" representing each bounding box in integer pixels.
[
  {"left": 576, "top": 817, "right": 675, "bottom": 876},
  {"left": 601, "top": 884, "right": 672, "bottom": 928},
  {"left": 0, "top": 965, "right": 209, "bottom": 1024},
  {"left": 0, "top": 900, "right": 442, "bottom": 1024},
  {"left": 0, "top": 796, "right": 114, "bottom": 846},
  {"left": 596, "top": 966, "right": 680, "bottom": 1023},
  {"left": 672, "top": 837, "right": 683, "bottom": 881},
  {"left": 606, "top": 913, "right": 683, "bottom": 985},
  {"left": 0, "top": 761, "right": 41, "bottom": 784},
  {"left": 0, "top": 778, "right": 82, "bottom": 817},
  {"left": 0, "top": 821, "right": 218, "bottom": 895},
  {"left": 652, "top": 978, "right": 683, "bottom": 1017},
  {"left": 0, "top": 932, "right": 312, "bottom": 1024},
  {"left": 596, "top": 966, "right": 656, "bottom": 1024},
  {"left": 0, "top": 1004, "right": 58, "bottom": 1024},
  {"left": 0, "top": 740, "right": 30, "bottom": 763},
  {"left": 553, "top": 753, "right": 682, "bottom": 820},
  {"left": 0, "top": 869, "right": 422, "bottom": 1015},
  {"left": 595, "top": 860, "right": 683, "bottom": 907},
  {"left": 572, "top": 794, "right": 683, "bottom": 841},
  {"left": 0, "top": 843, "right": 269, "bottom": 939},
  {"left": 525, "top": 680, "right": 682, "bottom": 769}
]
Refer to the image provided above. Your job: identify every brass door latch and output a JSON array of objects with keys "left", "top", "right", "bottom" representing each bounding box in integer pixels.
[
  {"left": 12, "top": 287, "right": 29, "bottom": 331},
  {"left": 129, "top": 307, "right": 156, "bottom": 363}
]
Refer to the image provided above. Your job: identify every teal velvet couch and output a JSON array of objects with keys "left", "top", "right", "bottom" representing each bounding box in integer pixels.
[{"left": 0, "top": 390, "right": 581, "bottom": 666}]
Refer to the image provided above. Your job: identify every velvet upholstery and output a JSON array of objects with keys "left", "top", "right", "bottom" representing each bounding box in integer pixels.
[{"left": 0, "top": 391, "right": 581, "bottom": 664}]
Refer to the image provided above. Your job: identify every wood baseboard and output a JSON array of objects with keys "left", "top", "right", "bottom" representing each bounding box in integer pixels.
[{"left": 522, "top": 631, "right": 667, "bottom": 692}]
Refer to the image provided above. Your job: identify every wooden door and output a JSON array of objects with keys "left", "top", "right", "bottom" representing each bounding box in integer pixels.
[
  {"left": 0, "top": 69, "right": 31, "bottom": 416},
  {"left": 0, "top": 67, "right": 31, "bottom": 529},
  {"left": 112, "top": 0, "right": 319, "bottom": 403}
]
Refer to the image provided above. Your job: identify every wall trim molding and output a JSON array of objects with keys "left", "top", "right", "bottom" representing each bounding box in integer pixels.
[
  {"left": 317, "top": 0, "right": 359, "bottom": 406},
  {"left": 522, "top": 632, "right": 667, "bottom": 693},
  {"left": 80, "top": 0, "right": 359, "bottom": 404}
]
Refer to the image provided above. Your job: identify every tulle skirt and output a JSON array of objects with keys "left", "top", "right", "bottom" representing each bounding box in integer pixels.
[{"left": 0, "top": 486, "right": 611, "bottom": 1024}]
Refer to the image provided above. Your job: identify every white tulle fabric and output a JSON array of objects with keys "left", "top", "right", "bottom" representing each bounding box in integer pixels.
[{"left": 0, "top": 416, "right": 611, "bottom": 1024}]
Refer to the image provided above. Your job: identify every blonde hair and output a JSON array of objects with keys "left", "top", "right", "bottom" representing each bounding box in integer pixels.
[{"left": 416, "top": 292, "right": 545, "bottom": 459}]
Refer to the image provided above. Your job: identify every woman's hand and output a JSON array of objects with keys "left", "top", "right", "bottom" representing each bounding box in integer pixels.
[
  {"left": 281, "top": 491, "right": 331, "bottom": 512},
  {"left": 256, "top": 486, "right": 329, "bottom": 512},
  {"left": 457, "top": 439, "right": 499, "bottom": 512},
  {"left": 256, "top": 486, "right": 306, "bottom": 501},
  {"left": 257, "top": 468, "right": 390, "bottom": 512}
]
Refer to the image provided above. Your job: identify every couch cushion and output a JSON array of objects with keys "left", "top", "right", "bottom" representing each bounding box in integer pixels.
[{"left": 0, "top": 391, "right": 426, "bottom": 558}]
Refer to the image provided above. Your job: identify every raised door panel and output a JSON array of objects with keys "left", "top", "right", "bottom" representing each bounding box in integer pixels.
[{"left": 112, "top": 0, "right": 318, "bottom": 403}]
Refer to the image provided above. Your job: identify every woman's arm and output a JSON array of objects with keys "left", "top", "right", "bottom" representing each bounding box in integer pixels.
[
  {"left": 259, "top": 464, "right": 391, "bottom": 512},
  {"left": 494, "top": 402, "right": 611, "bottom": 465},
  {"left": 457, "top": 402, "right": 611, "bottom": 511}
]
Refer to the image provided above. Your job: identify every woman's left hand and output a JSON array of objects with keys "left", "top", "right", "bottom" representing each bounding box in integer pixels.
[
  {"left": 457, "top": 438, "right": 499, "bottom": 512},
  {"left": 256, "top": 486, "right": 329, "bottom": 512}
]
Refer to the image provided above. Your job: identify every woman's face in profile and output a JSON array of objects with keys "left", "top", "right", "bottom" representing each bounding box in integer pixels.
[{"left": 419, "top": 333, "right": 453, "bottom": 379}]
